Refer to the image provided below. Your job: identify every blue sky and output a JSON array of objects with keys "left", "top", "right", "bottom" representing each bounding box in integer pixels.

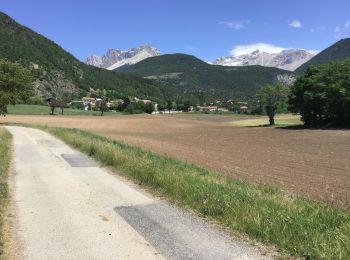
[{"left": 1, "top": 0, "right": 350, "bottom": 62}]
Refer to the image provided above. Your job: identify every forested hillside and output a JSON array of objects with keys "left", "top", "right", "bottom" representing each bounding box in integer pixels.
[
  {"left": 295, "top": 38, "right": 350, "bottom": 74},
  {"left": 0, "top": 12, "right": 177, "bottom": 100},
  {"left": 116, "top": 54, "right": 294, "bottom": 99}
]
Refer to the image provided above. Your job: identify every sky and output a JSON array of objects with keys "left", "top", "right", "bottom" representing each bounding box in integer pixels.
[{"left": 1, "top": 0, "right": 350, "bottom": 62}]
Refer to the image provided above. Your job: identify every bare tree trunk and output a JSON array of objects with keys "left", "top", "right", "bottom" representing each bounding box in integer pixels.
[
  {"left": 61, "top": 107, "right": 64, "bottom": 115},
  {"left": 266, "top": 106, "right": 275, "bottom": 126}
]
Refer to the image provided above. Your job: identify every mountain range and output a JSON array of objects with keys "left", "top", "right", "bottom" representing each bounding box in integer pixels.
[
  {"left": 115, "top": 54, "right": 294, "bottom": 98},
  {"left": 0, "top": 12, "right": 175, "bottom": 101},
  {"left": 1, "top": 10, "right": 350, "bottom": 102},
  {"left": 212, "top": 49, "right": 315, "bottom": 71},
  {"left": 86, "top": 46, "right": 314, "bottom": 72},
  {"left": 86, "top": 44, "right": 159, "bottom": 70},
  {"left": 0, "top": 11, "right": 293, "bottom": 100}
]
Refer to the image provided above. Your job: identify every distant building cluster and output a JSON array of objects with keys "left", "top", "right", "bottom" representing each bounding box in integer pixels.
[
  {"left": 70, "top": 96, "right": 249, "bottom": 114},
  {"left": 197, "top": 106, "right": 229, "bottom": 112}
]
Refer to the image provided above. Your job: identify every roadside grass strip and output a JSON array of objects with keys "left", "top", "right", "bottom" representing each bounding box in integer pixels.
[
  {"left": 45, "top": 127, "right": 350, "bottom": 259},
  {"left": 7, "top": 104, "right": 121, "bottom": 116},
  {"left": 0, "top": 128, "right": 12, "bottom": 258}
]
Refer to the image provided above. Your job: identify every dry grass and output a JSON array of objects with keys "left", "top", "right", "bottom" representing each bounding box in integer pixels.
[{"left": 2, "top": 114, "right": 350, "bottom": 209}]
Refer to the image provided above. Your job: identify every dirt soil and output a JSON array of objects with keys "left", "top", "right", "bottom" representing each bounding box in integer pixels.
[{"left": 2, "top": 114, "right": 350, "bottom": 209}]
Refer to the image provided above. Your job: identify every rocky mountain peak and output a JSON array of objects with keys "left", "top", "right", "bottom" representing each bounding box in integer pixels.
[
  {"left": 251, "top": 50, "right": 261, "bottom": 55},
  {"left": 85, "top": 44, "right": 160, "bottom": 70},
  {"left": 213, "top": 49, "right": 315, "bottom": 71}
]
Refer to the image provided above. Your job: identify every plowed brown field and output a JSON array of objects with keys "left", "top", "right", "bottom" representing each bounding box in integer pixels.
[{"left": 3, "top": 114, "right": 350, "bottom": 209}]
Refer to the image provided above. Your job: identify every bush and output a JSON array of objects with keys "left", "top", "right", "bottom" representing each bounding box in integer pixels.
[
  {"left": 28, "top": 96, "right": 46, "bottom": 106},
  {"left": 125, "top": 103, "right": 135, "bottom": 114},
  {"left": 124, "top": 101, "right": 154, "bottom": 114},
  {"left": 70, "top": 101, "right": 84, "bottom": 110}
]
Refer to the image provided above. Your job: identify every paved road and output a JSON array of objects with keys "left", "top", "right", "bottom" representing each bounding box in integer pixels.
[{"left": 6, "top": 126, "right": 270, "bottom": 260}]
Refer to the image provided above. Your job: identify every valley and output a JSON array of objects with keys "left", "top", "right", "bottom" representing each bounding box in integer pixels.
[
  {"left": 1, "top": 3, "right": 350, "bottom": 259},
  {"left": 2, "top": 113, "right": 350, "bottom": 209}
]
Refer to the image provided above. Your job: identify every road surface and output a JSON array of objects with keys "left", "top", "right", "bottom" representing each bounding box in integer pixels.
[{"left": 6, "top": 126, "right": 270, "bottom": 260}]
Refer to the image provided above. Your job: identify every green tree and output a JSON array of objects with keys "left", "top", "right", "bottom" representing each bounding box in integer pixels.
[
  {"left": 47, "top": 97, "right": 58, "bottom": 115},
  {"left": 166, "top": 100, "right": 172, "bottom": 110},
  {"left": 157, "top": 101, "right": 166, "bottom": 111},
  {"left": 183, "top": 100, "right": 192, "bottom": 112},
  {"left": 250, "top": 94, "right": 264, "bottom": 115},
  {"left": 144, "top": 102, "right": 154, "bottom": 114},
  {"left": 98, "top": 97, "right": 108, "bottom": 116},
  {"left": 125, "top": 103, "right": 134, "bottom": 114},
  {"left": 46, "top": 86, "right": 73, "bottom": 115},
  {"left": 171, "top": 101, "right": 177, "bottom": 111},
  {"left": 121, "top": 96, "right": 131, "bottom": 111},
  {"left": 55, "top": 86, "right": 74, "bottom": 115},
  {"left": 258, "top": 84, "right": 289, "bottom": 125},
  {"left": 0, "top": 59, "right": 33, "bottom": 116},
  {"left": 289, "top": 59, "right": 350, "bottom": 126},
  {"left": 133, "top": 101, "right": 144, "bottom": 114}
]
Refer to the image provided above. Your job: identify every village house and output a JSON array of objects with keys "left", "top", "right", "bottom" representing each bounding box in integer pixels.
[
  {"left": 142, "top": 99, "right": 152, "bottom": 104},
  {"left": 197, "top": 105, "right": 218, "bottom": 112},
  {"left": 237, "top": 102, "right": 249, "bottom": 112},
  {"left": 81, "top": 97, "right": 102, "bottom": 110},
  {"left": 133, "top": 97, "right": 153, "bottom": 104}
]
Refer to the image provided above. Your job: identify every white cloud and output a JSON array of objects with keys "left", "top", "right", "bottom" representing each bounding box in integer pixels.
[
  {"left": 219, "top": 21, "right": 246, "bottom": 30},
  {"left": 229, "top": 43, "right": 319, "bottom": 56},
  {"left": 345, "top": 20, "right": 350, "bottom": 29},
  {"left": 289, "top": 20, "right": 302, "bottom": 28},
  {"left": 335, "top": 26, "right": 340, "bottom": 32},
  {"left": 230, "top": 43, "right": 286, "bottom": 56}
]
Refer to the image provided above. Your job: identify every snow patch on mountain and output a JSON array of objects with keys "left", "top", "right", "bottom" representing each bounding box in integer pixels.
[
  {"left": 86, "top": 44, "right": 159, "bottom": 70},
  {"left": 213, "top": 49, "right": 315, "bottom": 71}
]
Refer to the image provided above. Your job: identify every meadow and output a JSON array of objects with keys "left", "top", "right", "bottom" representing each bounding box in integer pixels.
[
  {"left": 7, "top": 104, "right": 121, "bottom": 116},
  {"left": 227, "top": 114, "right": 302, "bottom": 127}
]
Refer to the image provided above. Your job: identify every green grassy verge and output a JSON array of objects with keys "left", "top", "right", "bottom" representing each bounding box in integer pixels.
[
  {"left": 228, "top": 114, "right": 303, "bottom": 127},
  {"left": 7, "top": 104, "right": 121, "bottom": 116},
  {"left": 44, "top": 127, "right": 350, "bottom": 259},
  {"left": 0, "top": 128, "right": 12, "bottom": 258}
]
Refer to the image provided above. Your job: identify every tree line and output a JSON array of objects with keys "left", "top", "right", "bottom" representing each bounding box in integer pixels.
[
  {"left": 249, "top": 59, "right": 350, "bottom": 126},
  {"left": 1, "top": 58, "right": 349, "bottom": 127}
]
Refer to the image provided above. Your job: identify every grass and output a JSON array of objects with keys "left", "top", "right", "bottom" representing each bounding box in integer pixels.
[
  {"left": 42, "top": 126, "right": 350, "bottom": 259},
  {"left": 228, "top": 114, "right": 303, "bottom": 127},
  {"left": 0, "top": 128, "right": 12, "bottom": 259},
  {"left": 7, "top": 104, "right": 122, "bottom": 116},
  {"left": 161, "top": 112, "right": 264, "bottom": 124}
]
